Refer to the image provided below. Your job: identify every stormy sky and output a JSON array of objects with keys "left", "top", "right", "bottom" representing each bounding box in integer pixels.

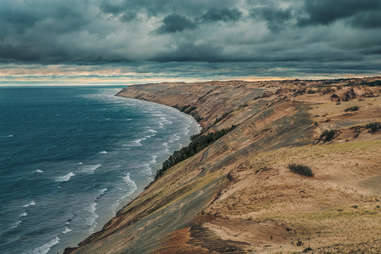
[{"left": 1, "top": 0, "right": 381, "bottom": 83}]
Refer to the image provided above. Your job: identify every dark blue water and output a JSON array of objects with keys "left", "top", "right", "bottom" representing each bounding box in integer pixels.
[{"left": 0, "top": 86, "right": 200, "bottom": 254}]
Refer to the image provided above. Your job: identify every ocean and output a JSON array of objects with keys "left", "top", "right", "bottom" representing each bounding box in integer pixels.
[{"left": 0, "top": 86, "right": 200, "bottom": 254}]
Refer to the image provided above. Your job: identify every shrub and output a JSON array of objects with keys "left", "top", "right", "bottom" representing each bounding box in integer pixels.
[
  {"left": 303, "top": 247, "right": 313, "bottom": 253},
  {"left": 213, "top": 112, "right": 231, "bottom": 125},
  {"left": 365, "top": 80, "right": 381, "bottom": 87},
  {"left": 155, "top": 126, "right": 236, "bottom": 180},
  {"left": 345, "top": 106, "right": 359, "bottom": 112},
  {"left": 365, "top": 122, "right": 381, "bottom": 133},
  {"left": 322, "top": 88, "right": 335, "bottom": 95},
  {"left": 289, "top": 164, "right": 314, "bottom": 177},
  {"left": 319, "top": 130, "right": 336, "bottom": 143}
]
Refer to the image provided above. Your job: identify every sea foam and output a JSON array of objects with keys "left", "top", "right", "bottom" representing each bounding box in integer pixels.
[
  {"left": 30, "top": 236, "right": 60, "bottom": 254},
  {"left": 19, "top": 212, "right": 28, "bottom": 217},
  {"left": 10, "top": 220, "right": 22, "bottom": 230},
  {"left": 55, "top": 172, "right": 75, "bottom": 182},
  {"left": 80, "top": 164, "right": 101, "bottom": 174},
  {"left": 123, "top": 173, "right": 137, "bottom": 195},
  {"left": 151, "top": 155, "right": 158, "bottom": 164},
  {"left": 126, "top": 138, "right": 143, "bottom": 147},
  {"left": 62, "top": 226, "right": 72, "bottom": 234},
  {"left": 24, "top": 201, "right": 36, "bottom": 208},
  {"left": 86, "top": 202, "right": 99, "bottom": 233}
]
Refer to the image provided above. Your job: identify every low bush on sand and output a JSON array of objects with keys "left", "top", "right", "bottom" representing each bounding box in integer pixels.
[
  {"left": 365, "top": 122, "right": 381, "bottom": 133},
  {"left": 319, "top": 130, "right": 336, "bottom": 143},
  {"left": 289, "top": 164, "right": 314, "bottom": 177},
  {"left": 344, "top": 106, "right": 359, "bottom": 112}
]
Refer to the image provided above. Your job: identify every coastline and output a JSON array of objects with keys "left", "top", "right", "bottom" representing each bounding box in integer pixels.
[
  {"left": 65, "top": 77, "right": 381, "bottom": 254},
  {"left": 63, "top": 91, "right": 202, "bottom": 254}
]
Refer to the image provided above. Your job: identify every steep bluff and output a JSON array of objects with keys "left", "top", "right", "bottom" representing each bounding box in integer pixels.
[{"left": 66, "top": 77, "right": 381, "bottom": 254}]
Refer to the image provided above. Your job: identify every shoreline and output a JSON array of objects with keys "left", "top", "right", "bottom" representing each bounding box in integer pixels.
[
  {"left": 65, "top": 77, "right": 381, "bottom": 254},
  {"left": 63, "top": 91, "right": 202, "bottom": 254}
]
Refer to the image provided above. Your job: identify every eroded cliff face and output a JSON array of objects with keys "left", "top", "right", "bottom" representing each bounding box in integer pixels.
[{"left": 66, "top": 78, "right": 381, "bottom": 254}]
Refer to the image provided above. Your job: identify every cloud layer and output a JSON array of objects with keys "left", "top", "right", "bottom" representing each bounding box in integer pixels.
[{"left": 0, "top": 0, "right": 380, "bottom": 70}]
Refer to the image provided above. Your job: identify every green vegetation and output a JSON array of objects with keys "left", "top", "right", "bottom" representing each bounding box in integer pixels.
[
  {"left": 364, "top": 80, "right": 381, "bottom": 87},
  {"left": 213, "top": 112, "right": 231, "bottom": 126},
  {"left": 346, "top": 80, "right": 381, "bottom": 87},
  {"left": 176, "top": 104, "right": 203, "bottom": 122},
  {"left": 319, "top": 130, "right": 336, "bottom": 143},
  {"left": 155, "top": 126, "right": 236, "bottom": 180},
  {"left": 289, "top": 164, "right": 314, "bottom": 177},
  {"left": 322, "top": 87, "right": 335, "bottom": 95},
  {"left": 238, "top": 103, "right": 249, "bottom": 109},
  {"left": 177, "top": 104, "right": 196, "bottom": 114},
  {"left": 344, "top": 106, "right": 359, "bottom": 112},
  {"left": 365, "top": 122, "right": 381, "bottom": 133}
]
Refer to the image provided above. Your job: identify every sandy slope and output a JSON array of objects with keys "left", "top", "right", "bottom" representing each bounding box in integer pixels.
[{"left": 65, "top": 77, "right": 381, "bottom": 254}]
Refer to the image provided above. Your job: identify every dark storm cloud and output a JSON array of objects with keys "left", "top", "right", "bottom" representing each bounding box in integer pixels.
[
  {"left": 155, "top": 43, "right": 223, "bottom": 62},
  {"left": 0, "top": 0, "right": 380, "bottom": 72},
  {"left": 157, "top": 14, "right": 197, "bottom": 33},
  {"left": 350, "top": 10, "right": 381, "bottom": 29},
  {"left": 200, "top": 8, "right": 242, "bottom": 23},
  {"left": 251, "top": 7, "right": 293, "bottom": 31},
  {"left": 299, "top": 0, "right": 381, "bottom": 26}
]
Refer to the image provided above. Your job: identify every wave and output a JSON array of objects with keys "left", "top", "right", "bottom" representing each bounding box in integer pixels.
[
  {"left": 35, "top": 169, "right": 44, "bottom": 174},
  {"left": 86, "top": 187, "right": 108, "bottom": 233},
  {"left": 145, "top": 128, "right": 158, "bottom": 139},
  {"left": 141, "top": 163, "right": 152, "bottom": 176},
  {"left": 24, "top": 200, "right": 36, "bottom": 208},
  {"left": 55, "top": 172, "right": 75, "bottom": 182},
  {"left": 99, "top": 188, "right": 108, "bottom": 197},
  {"left": 123, "top": 173, "right": 138, "bottom": 196},
  {"left": 80, "top": 164, "right": 101, "bottom": 174},
  {"left": 184, "top": 126, "right": 190, "bottom": 135},
  {"left": 1, "top": 134, "right": 14, "bottom": 138},
  {"left": 99, "top": 150, "right": 108, "bottom": 154},
  {"left": 10, "top": 220, "right": 22, "bottom": 230},
  {"left": 114, "top": 173, "right": 138, "bottom": 212},
  {"left": 158, "top": 116, "right": 173, "bottom": 128},
  {"left": 126, "top": 138, "right": 143, "bottom": 147},
  {"left": 62, "top": 226, "right": 72, "bottom": 234},
  {"left": 95, "top": 188, "right": 108, "bottom": 202},
  {"left": 147, "top": 128, "right": 158, "bottom": 134},
  {"left": 86, "top": 202, "right": 99, "bottom": 233},
  {"left": 151, "top": 155, "right": 158, "bottom": 164},
  {"left": 19, "top": 212, "right": 28, "bottom": 218},
  {"left": 162, "top": 142, "right": 169, "bottom": 153},
  {"left": 169, "top": 134, "right": 181, "bottom": 143},
  {"left": 29, "top": 236, "right": 60, "bottom": 254}
]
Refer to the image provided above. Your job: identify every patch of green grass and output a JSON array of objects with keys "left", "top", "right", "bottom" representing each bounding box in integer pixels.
[{"left": 289, "top": 164, "right": 314, "bottom": 177}]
